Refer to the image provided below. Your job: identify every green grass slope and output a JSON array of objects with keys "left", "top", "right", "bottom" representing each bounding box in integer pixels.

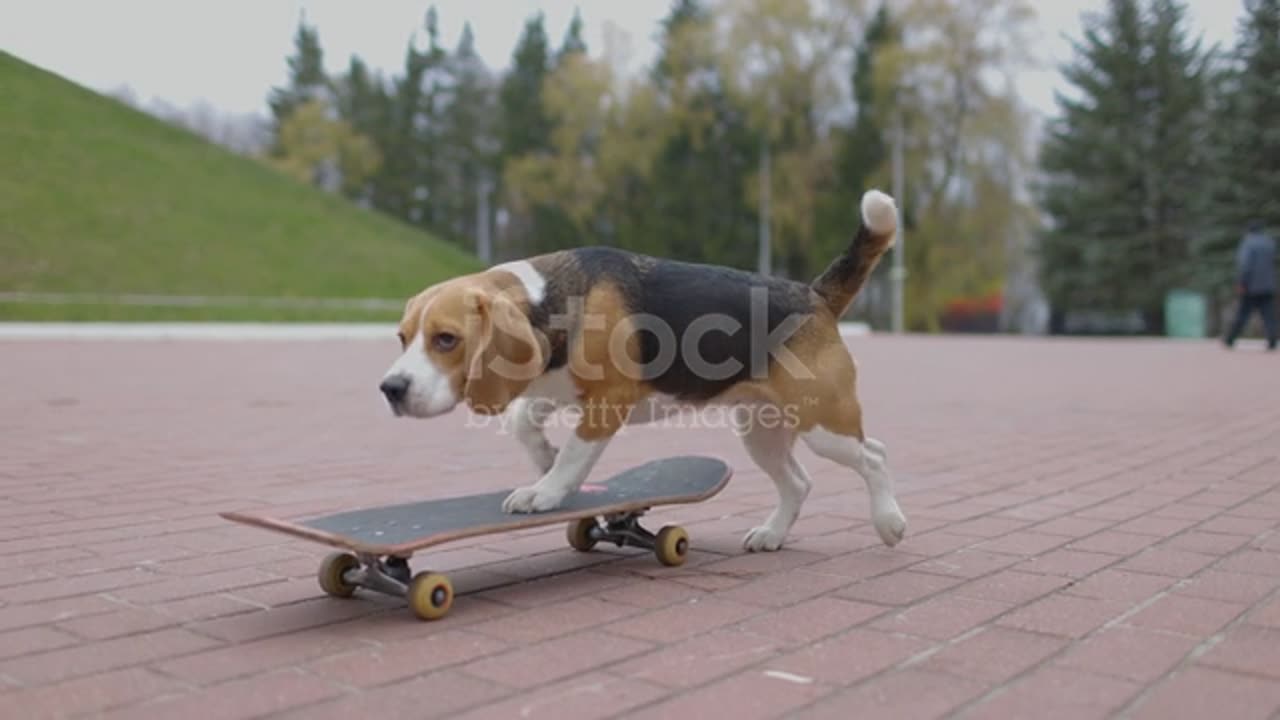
[{"left": 0, "top": 52, "right": 481, "bottom": 320}]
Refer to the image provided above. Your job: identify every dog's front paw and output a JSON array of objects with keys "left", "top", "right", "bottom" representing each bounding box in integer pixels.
[
  {"left": 742, "top": 525, "right": 787, "bottom": 552},
  {"left": 501, "top": 485, "right": 566, "bottom": 514}
]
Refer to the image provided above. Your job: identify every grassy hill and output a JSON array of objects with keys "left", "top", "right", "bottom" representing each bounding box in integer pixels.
[{"left": 0, "top": 52, "right": 481, "bottom": 321}]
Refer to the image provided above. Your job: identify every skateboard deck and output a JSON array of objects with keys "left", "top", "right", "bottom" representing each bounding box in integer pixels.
[
  {"left": 219, "top": 455, "right": 732, "bottom": 621},
  {"left": 221, "top": 455, "right": 730, "bottom": 556}
]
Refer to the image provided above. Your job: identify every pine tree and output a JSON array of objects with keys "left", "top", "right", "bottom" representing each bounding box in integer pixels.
[
  {"left": 1200, "top": 0, "right": 1280, "bottom": 290},
  {"left": 374, "top": 35, "right": 431, "bottom": 221},
  {"left": 497, "top": 14, "right": 560, "bottom": 255},
  {"left": 370, "top": 8, "right": 450, "bottom": 227},
  {"left": 1142, "top": 0, "right": 1213, "bottom": 291},
  {"left": 410, "top": 6, "right": 450, "bottom": 230},
  {"left": 1036, "top": 0, "right": 1212, "bottom": 332},
  {"left": 499, "top": 14, "right": 552, "bottom": 161},
  {"left": 1236, "top": 0, "right": 1280, "bottom": 226},
  {"left": 1038, "top": 0, "right": 1145, "bottom": 321},
  {"left": 651, "top": 0, "right": 703, "bottom": 82},
  {"left": 439, "top": 22, "right": 498, "bottom": 248},
  {"left": 638, "top": 0, "right": 757, "bottom": 267},
  {"left": 557, "top": 8, "right": 588, "bottom": 63},
  {"left": 332, "top": 57, "right": 391, "bottom": 205},
  {"left": 267, "top": 15, "right": 329, "bottom": 156}
]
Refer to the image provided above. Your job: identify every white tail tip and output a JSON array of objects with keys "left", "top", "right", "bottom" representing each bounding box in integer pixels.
[{"left": 861, "top": 189, "right": 898, "bottom": 237}]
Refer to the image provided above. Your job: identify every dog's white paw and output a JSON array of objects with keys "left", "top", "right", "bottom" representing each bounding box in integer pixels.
[
  {"left": 742, "top": 525, "right": 787, "bottom": 552},
  {"left": 872, "top": 501, "right": 907, "bottom": 547},
  {"left": 501, "top": 485, "right": 566, "bottom": 514}
]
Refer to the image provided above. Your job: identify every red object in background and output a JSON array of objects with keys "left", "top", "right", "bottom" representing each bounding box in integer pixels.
[
  {"left": 941, "top": 292, "right": 1003, "bottom": 332},
  {"left": 944, "top": 292, "right": 1003, "bottom": 315}
]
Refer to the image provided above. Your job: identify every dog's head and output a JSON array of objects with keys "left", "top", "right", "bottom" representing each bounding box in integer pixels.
[{"left": 380, "top": 275, "right": 545, "bottom": 419}]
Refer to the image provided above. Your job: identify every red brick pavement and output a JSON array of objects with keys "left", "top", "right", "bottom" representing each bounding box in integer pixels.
[{"left": 1, "top": 334, "right": 1279, "bottom": 719}]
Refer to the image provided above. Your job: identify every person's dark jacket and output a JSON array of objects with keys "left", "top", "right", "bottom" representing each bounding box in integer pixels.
[{"left": 1238, "top": 229, "right": 1277, "bottom": 294}]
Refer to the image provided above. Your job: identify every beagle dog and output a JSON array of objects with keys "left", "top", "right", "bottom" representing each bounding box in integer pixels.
[{"left": 379, "top": 189, "right": 907, "bottom": 552}]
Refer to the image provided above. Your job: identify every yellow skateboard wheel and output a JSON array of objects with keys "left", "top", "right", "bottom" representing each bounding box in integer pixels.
[
  {"left": 407, "top": 571, "right": 454, "bottom": 621},
  {"left": 318, "top": 552, "right": 360, "bottom": 598},
  {"left": 654, "top": 526, "right": 689, "bottom": 567},
  {"left": 567, "top": 518, "right": 599, "bottom": 552}
]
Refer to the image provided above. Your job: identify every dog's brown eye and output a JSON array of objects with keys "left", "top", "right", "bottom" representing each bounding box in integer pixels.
[
  {"left": 396, "top": 332, "right": 406, "bottom": 348},
  {"left": 431, "top": 333, "right": 459, "bottom": 352}
]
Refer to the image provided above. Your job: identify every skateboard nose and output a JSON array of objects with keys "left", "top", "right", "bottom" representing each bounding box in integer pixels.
[{"left": 380, "top": 374, "right": 410, "bottom": 404}]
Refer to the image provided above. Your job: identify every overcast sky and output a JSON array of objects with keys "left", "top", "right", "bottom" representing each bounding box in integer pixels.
[{"left": 0, "top": 0, "right": 1246, "bottom": 123}]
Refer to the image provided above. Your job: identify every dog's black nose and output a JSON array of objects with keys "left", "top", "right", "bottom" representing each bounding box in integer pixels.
[{"left": 380, "top": 375, "right": 410, "bottom": 403}]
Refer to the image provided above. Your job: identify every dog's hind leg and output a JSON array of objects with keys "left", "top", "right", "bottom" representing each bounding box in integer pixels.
[
  {"left": 735, "top": 408, "right": 810, "bottom": 552},
  {"left": 801, "top": 427, "right": 906, "bottom": 547}
]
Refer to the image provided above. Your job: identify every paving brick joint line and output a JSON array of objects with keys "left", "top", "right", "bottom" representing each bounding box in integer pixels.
[{"left": 1, "top": 335, "right": 1279, "bottom": 719}]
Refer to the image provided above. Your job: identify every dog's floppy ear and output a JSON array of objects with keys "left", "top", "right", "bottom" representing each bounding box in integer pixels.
[{"left": 462, "top": 287, "right": 545, "bottom": 415}]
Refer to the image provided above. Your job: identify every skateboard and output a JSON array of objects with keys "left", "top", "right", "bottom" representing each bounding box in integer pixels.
[{"left": 219, "top": 455, "right": 731, "bottom": 621}]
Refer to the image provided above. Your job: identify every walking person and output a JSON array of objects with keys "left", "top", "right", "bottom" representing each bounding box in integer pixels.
[{"left": 1224, "top": 220, "right": 1277, "bottom": 351}]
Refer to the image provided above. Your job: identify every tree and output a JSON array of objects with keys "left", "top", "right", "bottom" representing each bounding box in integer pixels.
[
  {"left": 269, "top": 98, "right": 380, "bottom": 195},
  {"left": 502, "top": 0, "right": 761, "bottom": 265},
  {"left": 370, "top": 9, "right": 450, "bottom": 226},
  {"left": 408, "top": 6, "right": 451, "bottom": 230},
  {"left": 499, "top": 14, "right": 553, "bottom": 162},
  {"left": 639, "top": 0, "right": 758, "bottom": 267},
  {"left": 1145, "top": 0, "right": 1215, "bottom": 290},
  {"left": 833, "top": 3, "right": 894, "bottom": 215},
  {"left": 372, "top": 37, "right": 428, "bottom": 220},
  {"left": 266, "top": 16, "right": 383, "bottom": 200},
  {"left": 267, "top": 16, "right": 329, "bottom": 156},
  {"left": 558, "top": 8, "right": 588, "bottom": 62},
  {"left": 875, "top": 0, "right": 1039, "bottom": 331},
  {"left": 1037, "top": 0, "right": 1146, "bottom": 321},
  {"left": 332, "top": 56, "right": 392, "bottom": 205},
  {"left": 1037, "top": 0, "right": 1213, "bottom": 332},
  {"left": 715, "top": 0, "right": 870, "bottom": 279},
  {"left": 504, "top": 53, "right": 614, "bottom": 234},
  {"left": 816, "top": 2, "right": 897, "bottom": 321},
  {"left": 502, "top": 40, "right": 673, "bottom": 250},
  {"left": 438, "top": 22, "right": 499, "bottom": 248},
  {"left": 1200, "top": 0, "right": 1280, "bottom": 294},
  {"left": 498, "top": 13, "right": 576, "bottom": 256}
]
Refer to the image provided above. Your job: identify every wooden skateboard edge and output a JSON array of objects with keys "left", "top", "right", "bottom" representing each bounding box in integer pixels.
[
  {"left": 219, "top": 510, "right": 397, "bottom": 556},
  {"left": 219, "top": 463, "right": 732, "bottom": 558}
]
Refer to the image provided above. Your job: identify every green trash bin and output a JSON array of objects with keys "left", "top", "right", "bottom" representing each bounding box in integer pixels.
[{"left": 1164, "top": 289, "right": 1207, "bottom": 338}]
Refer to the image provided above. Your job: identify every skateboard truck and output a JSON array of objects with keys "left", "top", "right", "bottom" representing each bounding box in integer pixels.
[
  {"left": 382, "top": 555, "right": 411, "bottom": 584},
  {"left": 567, "top": 509, "right": 690, "bottom": 567},
  {"left": 318, "top": 552, "right": 455, "bottom": 621}
]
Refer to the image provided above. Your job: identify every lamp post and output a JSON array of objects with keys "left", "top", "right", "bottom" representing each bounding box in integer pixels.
[
  {"left": 476, "top": 177, "right": 492, "bottom": 265},
  {"left": 890, "top": 108, "right": 906, "bottom": 334},
  {"left": 757, "top": 138, "right": 772, "bottom": 276}
]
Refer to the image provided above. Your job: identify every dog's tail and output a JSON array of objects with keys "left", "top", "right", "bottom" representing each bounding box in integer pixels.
[{"left": 811, "top": 189, "right": 898, "bottom": 317}]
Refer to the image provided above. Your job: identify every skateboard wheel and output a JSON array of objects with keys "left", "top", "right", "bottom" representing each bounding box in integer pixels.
[
  {"left": 407, "top": 572, "right": 454, "bottom": 621},
  {"left": 567, "top": 518, "right": 598, "bottom": 552},
  {"left": 318, "top": 552, "right": 360, "bottom": 598},
  {"left": 654, "top": 525, "right": 689, "bottom": 567}
]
